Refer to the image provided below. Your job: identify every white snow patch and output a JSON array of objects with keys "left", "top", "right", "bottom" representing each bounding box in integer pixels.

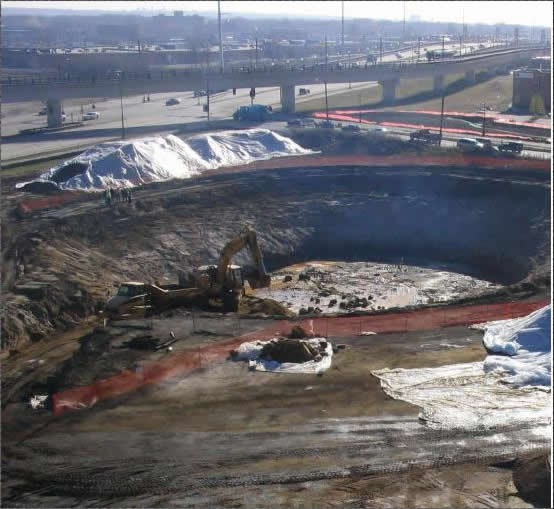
[
  {"left": 372, "top": 306, "right": 551, "bottom": 434},
  {"left": 233, "top": 337, "right": 333, "bottom": 374},
  {"left": 29, "top": 394, "right": 48, "bottom": 410},
  {"left": 17, "top": 129, "right": 313, "bottom": 192}
]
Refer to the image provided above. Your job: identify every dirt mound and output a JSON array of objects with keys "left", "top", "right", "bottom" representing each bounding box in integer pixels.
[
  {"left": 239, "top": 295, "right": 294, "bottom": 317},
  {"left": 512, "top": 453, "right": 551, "bottom": 507},
  {"left": 260, "top": 338, "right": 327, "bottom": 363},
  {"left": 18, "top": 181, "right": 61, "bottom": 194},
  {"left": 288, "top": 325, "right": 311, "bottom": 339},
  {"left": 49, "top": 162, "right": 89, "bottom": 184}
]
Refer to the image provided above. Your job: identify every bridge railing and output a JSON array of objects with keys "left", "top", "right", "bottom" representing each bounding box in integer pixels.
[{"left": 1, "top": 46, "right": 545, "bottom": 87}]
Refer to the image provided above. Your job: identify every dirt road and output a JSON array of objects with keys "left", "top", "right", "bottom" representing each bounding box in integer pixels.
[{"left": 2, "top": 327, "right": 546, "bottom": 508}]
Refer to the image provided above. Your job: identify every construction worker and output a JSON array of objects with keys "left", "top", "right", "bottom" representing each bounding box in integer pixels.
[
  {"left": 105, "top": 188, "right": 112, "bottom": 206},
  {"left": 117, "top": 188, "right": 123, "bottom": 203},
  {"left": 127, "top": 189, "right": 132, "bottom": 204}
]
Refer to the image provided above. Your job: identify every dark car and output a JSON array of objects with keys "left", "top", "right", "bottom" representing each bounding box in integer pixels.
[
  {"left": 287, "top": 119, "right": 302, "bottom": 127},
  {"left": 165, "top": 98, "right": 181, "bottom": 106},
  {"left": 498, "top": 141, "right": 523, "bottom": 153},
  {"left": 342, "top": 124, "right": 361, "bottom": 132}
]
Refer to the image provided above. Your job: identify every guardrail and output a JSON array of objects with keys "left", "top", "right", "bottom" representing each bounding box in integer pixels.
[{"left": 1, "top": 46, "right": 544, "bottom": 87}]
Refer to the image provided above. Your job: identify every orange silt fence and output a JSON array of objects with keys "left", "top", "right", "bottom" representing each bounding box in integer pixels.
[{"left": 52, "top": 299, "right": 549, "bottom": 415}]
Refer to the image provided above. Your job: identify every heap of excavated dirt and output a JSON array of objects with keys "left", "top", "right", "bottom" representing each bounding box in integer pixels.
[
  {"left": 513, "top": 453, "right": 551, "bottom": 507},
  {"left": 260, "top": 338, "right": 327, "bottom": 363},
  {"left": 239, "top": 295, "right": 295, "bottom": 317}
]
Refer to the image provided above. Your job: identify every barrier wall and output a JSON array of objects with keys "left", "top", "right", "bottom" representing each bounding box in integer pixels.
[{"left": 52, "top": 298, "right": 549, "bottom": 416}]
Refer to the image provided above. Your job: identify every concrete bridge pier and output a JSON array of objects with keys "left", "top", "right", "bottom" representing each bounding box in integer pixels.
[
  {"left": 280, "top": 84, "right": 296, "bottom": 113},
  {"left": 432, "top": 74, "right": 445, "bottom": 93},
  {"left": 47, "top": 99, "right": 64, "bottom": 128},
  {"left": 379, "top": 79, "right": 399, "bottom": 104},
  {"left": 465, "top": 70, "right": 476, "bottom": 83}
]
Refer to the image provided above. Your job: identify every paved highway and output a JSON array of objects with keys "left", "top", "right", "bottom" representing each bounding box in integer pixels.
[{"left": 1, "top": 81, "right": 378, "bottom": 162}]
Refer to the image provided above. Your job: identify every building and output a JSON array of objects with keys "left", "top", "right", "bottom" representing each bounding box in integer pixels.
[{"left": 512, "top": 65, "right": 551, "bottom": 113}]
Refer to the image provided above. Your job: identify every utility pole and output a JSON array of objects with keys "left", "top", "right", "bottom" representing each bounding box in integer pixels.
[
  {"left": 119, "top": 80, "right": 125, "bottom": 140},
  {"left": 218, "top": 0, "right": 224, "bottom": 73},
  {"left": 324, "top": 81, "right": 329, "bottom": 121},
  {"left": 379, "top": 36, "right": 383, "bottom": 63},
  {"left": 255, "top": 37, "right": 258, "bottom": 69},
  {"left": 402, "top": 1, "right": 406, "bottom": 42},
  {"left": 482, "top": 102, "right": 486, "bottom": 136},
  {"left": 438, "top": 90, "right": 445, "bottom": 146},
  {"left": 359, "top": 93, "right": 362, "bottom": 123},
  {"left": 341, "top": 0, "right": 345, "bottom": 52},
  {"left": 207, "top": 80, "right": 211, "bottom": 123},
  {"left": 417, "top": 36, "right": 421, "bottom": 62},
  {"left": 325, "top": 35, "right": 328, "bottom": 70},
  {"left": 441, "top": 35, "right": 445, "bottom": 60},
  {"left": 459, "top": 35, "right": 462, "bottom": 57}
]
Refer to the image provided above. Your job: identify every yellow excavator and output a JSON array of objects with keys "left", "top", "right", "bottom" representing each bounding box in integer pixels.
[
  {"left": 105, "top": 228, "right": 271, "bottom": 315},
  {"left": 182, "top": 227, "right": 271, "bottom": 312}
]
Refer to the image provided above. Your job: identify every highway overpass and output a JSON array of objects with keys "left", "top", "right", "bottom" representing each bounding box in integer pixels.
[{"left": 1, "top": 46, "right": 545, "bottom": 124}]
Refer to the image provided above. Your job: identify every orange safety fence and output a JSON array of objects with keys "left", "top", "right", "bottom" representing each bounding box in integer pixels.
[
  {"left": 52, "top": 299, "right": 548, "bottom": 416},
  {"left": 311, "top": 112, "right": 545, "bottom": 141},
  {"left": 329, "top": 109, "right": 551, "bottom": 131}
]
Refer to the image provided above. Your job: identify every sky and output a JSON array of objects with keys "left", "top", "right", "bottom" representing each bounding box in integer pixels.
[{"left": 2, "top": 1, "right": 553, "bottom": 27}]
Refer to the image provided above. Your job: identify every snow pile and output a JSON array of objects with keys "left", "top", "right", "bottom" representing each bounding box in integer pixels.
[
  {"left": 17, "top": 129, "right": 313, "bottom": 192},
  {"left": 477, "top": 305, "right": 551, "bottom": 387},
  {"left": 372, "top": 306, "right": 551, "bottom": 433},
  {"left": 233, "top": 337, "right": 333, "bottom": 374}
]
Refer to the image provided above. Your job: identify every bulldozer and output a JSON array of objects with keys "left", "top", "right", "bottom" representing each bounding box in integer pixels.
[{"left": 105, "top": 228, "right": 271, "bottom": 316}]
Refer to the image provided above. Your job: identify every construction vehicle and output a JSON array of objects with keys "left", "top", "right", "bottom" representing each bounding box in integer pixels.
[
  {"left": 181, "top": 228, "right": 271, "bottom": 312},
  {"left": 105, "top": 228, "right": 270, "bottom": 316}
]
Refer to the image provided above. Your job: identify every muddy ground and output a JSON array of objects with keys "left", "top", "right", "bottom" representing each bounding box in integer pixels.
[
  {"left": 1, "top": 160, "right": 551, "bottom": 507},
  {"left": 1, "top": 164, "right": 550, "bottom": 351},
  {"left": 2, "top": 323, "right": 547, "bottom": 508}
]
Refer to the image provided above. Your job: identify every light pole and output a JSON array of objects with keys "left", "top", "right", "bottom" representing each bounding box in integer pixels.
[
  {"left": 119, "top": 79, "right": 125, "bottom": 140},
  {"left": 218, "top": 0, "right": 224, "bottom": 73},
  {"left": 325, "top": 35, "right": 328, "bottom": 70},
  {"left": 439, "top": 90, "right": 445, "bottom": 146},
  {"left": 481, "top": 102, "right": 486, "bottom": 137},
  {"left": 341, "top": 0, "right": 345, "bottom": 51},
  {"left": 324, "top": 81, "right": 329, "bottom": 121}
]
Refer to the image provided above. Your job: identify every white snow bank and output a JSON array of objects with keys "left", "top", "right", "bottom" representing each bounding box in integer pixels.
[
  {"left": 477, "top": 306, "right": 551, "bottom": 387},
  {"left": 372, "top": 306, "right": 551, "bottom": 433},
  {"left": 17, "top": 129, "right": 313, "bottom": 192},
  {"left": 233, "top": 337, "right": 333, "bottom": 374}
]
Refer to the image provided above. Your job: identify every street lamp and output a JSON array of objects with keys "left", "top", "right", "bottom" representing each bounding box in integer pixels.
[{"left": 119, "top": 79, "right": 125, "bottom": 140}]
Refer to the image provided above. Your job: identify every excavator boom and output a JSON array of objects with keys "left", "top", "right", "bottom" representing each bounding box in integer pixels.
[{"left": 216, "top": 228, "right": 270, "bottom": 288}]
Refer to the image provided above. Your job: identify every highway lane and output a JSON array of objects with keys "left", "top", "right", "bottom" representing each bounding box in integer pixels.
[
  {"left": 1, "top": 81, "right": 378, "bottom": 162},
  {"left": 1, "top": 41, "right": 484, "bottom": 162}
]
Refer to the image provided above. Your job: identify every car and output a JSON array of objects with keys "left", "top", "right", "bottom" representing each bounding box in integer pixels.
[
  {"left": 300, "top": 118, "right": 316, "bottom": 128},
  {"left": 457, "top": 138, "right": 484, "bottom": 151},
  {"left": 318, "top": 120, "right": 335, "bottom": 128},
  {"left": 476, "top": 138, "right": 498, "bottom": 152},
  {"left": 83, "top": 111, "right": 100, "bottom": 120},
  {"left": 38, "top": 108, "right": 47, "bottom": 116},
  {"left": 498, "top": 141, "right": 523, "bottom": 153},
  {"left": 342, "top": 124, "right": 361, "bottom": 132},
  {"left": 165, "top": 98, "right": 181, "bottom": 106},
  {"left": 287, "top": 119, "right": 302, "bottom": 127},
  {"left": 370, "top": 126, "right": 389, "bottom": 136}
]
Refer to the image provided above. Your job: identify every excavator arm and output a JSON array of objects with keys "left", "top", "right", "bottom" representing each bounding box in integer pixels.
[{"left": 216, "top": 228, "right": 271, "bottom": 288}]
